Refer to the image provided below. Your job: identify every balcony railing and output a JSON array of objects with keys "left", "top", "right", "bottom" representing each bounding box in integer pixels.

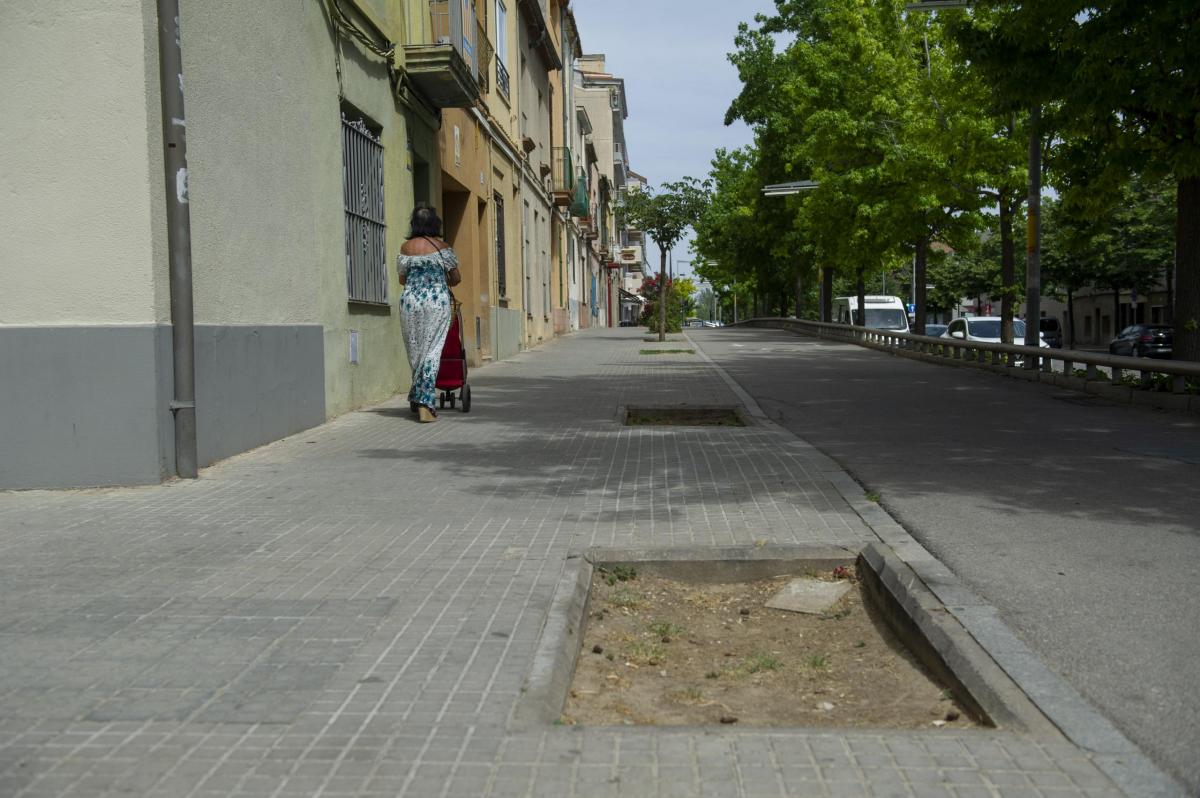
[
  {"left": 496, "top": 60, "right": 511, "bottom": 97},
  {"left": 475, "top": 18, "right": 492, "bottom": 94},
  {"left": 551, "top": 147, "right": 573, "bottom": 206},
  {"left": 570, "top": 175, "right": 589, "bottom": 218}
]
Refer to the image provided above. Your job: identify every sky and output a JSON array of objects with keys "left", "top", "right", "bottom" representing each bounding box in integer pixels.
[{"left": 570, "top": 0, "right": 778, "bottom": 281}]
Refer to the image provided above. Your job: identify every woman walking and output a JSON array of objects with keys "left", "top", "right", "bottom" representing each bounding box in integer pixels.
[{"left": 398, "top": 206, "right": 461, "bottom": 423}]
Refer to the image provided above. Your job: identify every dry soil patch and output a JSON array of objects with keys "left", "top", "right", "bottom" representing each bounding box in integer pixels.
[{"left": 564, "top": 567, "right": 979, "bottom": 729}]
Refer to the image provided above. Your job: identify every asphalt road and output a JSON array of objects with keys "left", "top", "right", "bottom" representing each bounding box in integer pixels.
[{"left": 688, "top": 326, "right": 1200, "bottom": 794}]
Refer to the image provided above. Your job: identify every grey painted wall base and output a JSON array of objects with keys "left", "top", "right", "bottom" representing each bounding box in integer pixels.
[
  {"left": 0, "top": 325, "right": 172, "bottom": 489},
  {"left": 192, "top": 325, "right": 325, "bottom": 468},
  {"left": 1, "top": 324, "right": 325, "bottom": 490},
  {"left": 491, "top": 307, "right": 525, "bottom": 362}
]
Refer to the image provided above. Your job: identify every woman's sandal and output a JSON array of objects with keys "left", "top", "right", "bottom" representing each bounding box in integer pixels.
[{"left": 418, "top": 405, "right": 437, "bottom": 423}]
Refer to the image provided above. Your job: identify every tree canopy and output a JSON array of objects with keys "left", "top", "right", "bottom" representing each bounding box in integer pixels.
[{"left": 694, "top": 0, "right": 1197, "bottom": 359}]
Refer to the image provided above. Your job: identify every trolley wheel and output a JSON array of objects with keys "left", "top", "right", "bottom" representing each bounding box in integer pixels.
[
  {"left": 439, "top": 394, "right": 446, "bottom": 409},
  {"left": 461, "top": 384, "right": 471, "bottom": 413},
  {"left": 448, "top": 392, "right": 456, "bottom": 409}
]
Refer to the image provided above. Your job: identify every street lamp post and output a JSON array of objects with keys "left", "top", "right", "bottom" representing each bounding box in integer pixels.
[{"left": 760, "top": 180, "right": 826, "bottom": 320}]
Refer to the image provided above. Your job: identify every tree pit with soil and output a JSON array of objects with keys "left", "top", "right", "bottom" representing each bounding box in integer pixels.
[{"left": 564, "top": 565, "right": 979, "bottom": 729}]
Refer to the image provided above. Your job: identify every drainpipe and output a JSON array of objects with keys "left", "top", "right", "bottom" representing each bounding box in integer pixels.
[{"left": 156, "top": 0, "right": 198, "bottom": 478}]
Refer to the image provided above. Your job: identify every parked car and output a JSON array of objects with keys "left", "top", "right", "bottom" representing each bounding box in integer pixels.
[
  {"left": 1108, "top": 324, "right": 1173, "bottom": 358},
  {"left": 941, "top": 317, "right": 1050, "bottom": 348},
  {"left": 922, "top": 323, "right": 948, "bottom": 338},
  {"left": 1038, "top": 317, "right": 1064, "bottom": 348}
]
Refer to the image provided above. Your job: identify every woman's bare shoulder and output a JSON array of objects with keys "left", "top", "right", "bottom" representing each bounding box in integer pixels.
[{"left": 401, "top": 237, "right": 448, "bottom": 255}]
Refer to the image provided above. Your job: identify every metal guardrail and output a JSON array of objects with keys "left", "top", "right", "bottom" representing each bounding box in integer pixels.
[{"left": 741, "top": 317, "right": 1200, "bottom": 408}]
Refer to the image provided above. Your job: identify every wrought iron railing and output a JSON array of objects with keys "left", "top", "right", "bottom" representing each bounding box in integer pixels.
[{"left": 496, "top": 59, "right": 510, "bottom": 97}]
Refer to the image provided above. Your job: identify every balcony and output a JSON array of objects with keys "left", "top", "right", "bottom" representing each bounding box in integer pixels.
[
  {"left": 403, "top": 1, "right": 482, "bottom": 108},
  {"left": 570, "top": 176, "right": 589, "bottom": 217},
  {"left": 475, "top": 19, "right": 493, "bottom": 95},
  {"left": 551, "top": 147, "right": 574, "bottom": 207}
]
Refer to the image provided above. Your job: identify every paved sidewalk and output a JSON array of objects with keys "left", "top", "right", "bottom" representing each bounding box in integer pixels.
[{"left": 0, "top": 328, "right": 1130, "bottom": 797}]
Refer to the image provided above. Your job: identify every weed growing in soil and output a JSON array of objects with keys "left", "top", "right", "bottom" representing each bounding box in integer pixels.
[
  {"left": 739, "top": 653, "right": 782, "bottom": 675},
  {"left": 672, "top": 687, "right": 704, "bottom": 704},
  {"left": 628, "top": 641, "right": 665, "bottom": 664},
  {"left": 648, "top": 621, "right": 683, "bottom": 637},
  {"left": 608, "top": 588, "right": 641, "bottom": 608},
  {"left": 599, "top": 565, "right": 637, "bottom": 585},
  {"left": 807, "top": 654, "right": 830, "bottom": 670}
]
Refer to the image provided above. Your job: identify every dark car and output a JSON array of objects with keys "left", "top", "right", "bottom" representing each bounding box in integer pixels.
[
  {"left": 922, "top": 323, "right": 948, "bottom": 338},
  {"left": 1039, "top": 317, "right": 1064, "bottom": 348},
  {"left": 1108, "top": 324, "right": 1172, "bottom": 358}
]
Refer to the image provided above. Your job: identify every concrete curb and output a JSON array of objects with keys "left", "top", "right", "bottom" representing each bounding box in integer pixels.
[
  {"left": 688, "top": 330, "right": 1186, "bottom": 798},
  {"left": 510, "top": 554, "right": 592, "bottom": 730}
]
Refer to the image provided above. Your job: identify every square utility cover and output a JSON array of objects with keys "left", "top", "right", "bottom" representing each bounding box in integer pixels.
[{"left": 764, "top": 578, "right": 852, "bottom": 614}]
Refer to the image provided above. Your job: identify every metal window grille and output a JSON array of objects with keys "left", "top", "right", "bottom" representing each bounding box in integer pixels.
[
  {"left": 341, "top": 113, "right": 388, "bottom": 305},
  {"left": 494, "top": 193, "right": 506, "bottom": 296}
]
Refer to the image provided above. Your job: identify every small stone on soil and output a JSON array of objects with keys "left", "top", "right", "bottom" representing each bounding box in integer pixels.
[
  {"left": 719, "top": 715, "right": 738, "bottom": 724},
  {"left": 817, "top": 702, "right": 835, "bottom": 711},
  {"left": 592, "top": 645, "right": 604, "bottom": 654},
  {"left": 945, "top": 710, "right": 960, "bottom": 722},
  {"left": 740, "top": 608, "right": 751, "bottom": 616}
]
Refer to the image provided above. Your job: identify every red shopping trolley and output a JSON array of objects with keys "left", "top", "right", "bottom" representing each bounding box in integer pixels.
[{"left": 435, "top": 296, "right": 471, "bottom": 412}]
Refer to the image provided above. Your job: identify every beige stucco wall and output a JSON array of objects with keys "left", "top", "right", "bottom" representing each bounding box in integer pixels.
[
  {"left": 0, "top": 0, "right": 161, "bottom": 326},
  {"left": 177, "top": 0, "right": 421, "bottom": 417}
]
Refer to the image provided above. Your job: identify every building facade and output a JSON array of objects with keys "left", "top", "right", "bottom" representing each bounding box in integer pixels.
[{"left": 0, "top": 0, "right": 639, "bottom": 491}]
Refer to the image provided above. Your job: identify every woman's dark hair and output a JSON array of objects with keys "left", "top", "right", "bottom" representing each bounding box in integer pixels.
[{"left": 409, "top": 205, "right": 442, "bottom": 238}]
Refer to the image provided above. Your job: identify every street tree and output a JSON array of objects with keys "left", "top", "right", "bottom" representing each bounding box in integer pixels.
[
  {"left": 618, "top": 179, "right": 710, "bottom": 341},
  {"left": 949, "top": 0, "right": 1200, "bottom": 359}
]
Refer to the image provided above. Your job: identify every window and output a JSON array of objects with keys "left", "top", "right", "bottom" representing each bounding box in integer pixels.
[
  {"left": 341, "top": 109, "right": 387, "bottom": 305},
  {"left": 494, "top": 192, "right": 506, "bottom": 297},
  {"left": 495, "top": 0, "right": 509, "bottom": 96}
]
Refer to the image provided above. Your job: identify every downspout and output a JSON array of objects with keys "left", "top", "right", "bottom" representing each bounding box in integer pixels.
[{"left": 155, "top": 0, "right": 198, "bottom": 478}]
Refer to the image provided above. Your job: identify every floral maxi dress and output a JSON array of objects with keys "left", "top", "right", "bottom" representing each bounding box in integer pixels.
[{"left": 398, "top": 247, "right": 457, "bottom": 409}]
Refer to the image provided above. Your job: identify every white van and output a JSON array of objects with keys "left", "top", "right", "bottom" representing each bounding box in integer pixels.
[{"left": 832, "top": 295, "right": 910, "bottom": 332}]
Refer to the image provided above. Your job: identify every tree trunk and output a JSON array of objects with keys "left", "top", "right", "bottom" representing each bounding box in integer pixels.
[
  {"left": 1112, "top": 289, "right": 1120, "bottom": 334},
  {"left": 780, "top": 289, "right": 789, "bottom": 318},
  {"left": 999, "top": 196, "right": 1016, "bottom": 343},
  {"left": 658, "top": 246, "right": 667, "bottom": 342},
  {"left": 1067, "top": 287, "right": 1076, "bottom": 349},
  {"left": 1176, "top": 176, "right": 1199, "bottom": 361},
  {"left": 794, "top": 269, "right": 804, "bottom": 319},
  {"left": 822, "top": 268, "right": 834, "bottom": 322},
  {"left": 914, "top": 237, "right": 928, "bottom": 334},
  {"left": 855, "top": 269, "right": 866, "bottom": 327}
]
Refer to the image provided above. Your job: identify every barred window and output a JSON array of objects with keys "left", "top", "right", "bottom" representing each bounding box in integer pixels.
[
  {"left": 494, "top": 192, "right": 506, "bottom": 297},
  {"left": 341, "top": 110, "right": 388, "bottom": 305}
]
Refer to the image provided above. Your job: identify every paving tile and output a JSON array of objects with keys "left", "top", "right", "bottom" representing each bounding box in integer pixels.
[{"left": 0, "top": 329, "right": 1130, "bottom": 797}]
